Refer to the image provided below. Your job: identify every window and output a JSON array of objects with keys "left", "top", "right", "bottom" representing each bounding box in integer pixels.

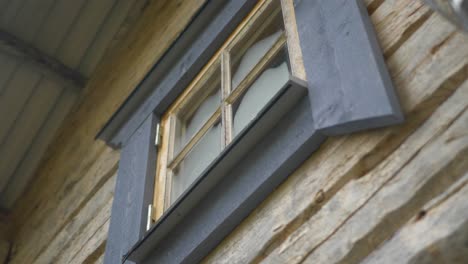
[
  {"left": 152, "top": 0, "right": 306, "bottom": 219},
  {"left": 100, "top": 0, "right": 402, "bottom": 262}
]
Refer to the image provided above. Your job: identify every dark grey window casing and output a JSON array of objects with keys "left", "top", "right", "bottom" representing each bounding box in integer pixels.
[{"left": 100, "top": 1, "right": 403, "bottom": 263}]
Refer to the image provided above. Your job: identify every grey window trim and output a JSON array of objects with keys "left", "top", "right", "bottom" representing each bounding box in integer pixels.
[
  {"left": 103, "top": 113, "right": 158, "bottom": 264},
  {"left": 97, "top": 0, "right": 258, "bottom": 149},
  {"left": 101, "top": 0, "right": 403, "bottom": 263}
]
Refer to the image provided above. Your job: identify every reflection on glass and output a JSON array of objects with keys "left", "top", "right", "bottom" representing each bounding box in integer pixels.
[
  {"left": 171, "top": 121, "right": 222, "bottom": 202},
  {"left": 231, "top": 31, "right": 282, "bottom": 89},
  {"left": 175, "top": 88, "right": 221, "bottom": 154},
  {"left": 233, "top": 53, "right": 289, "bottom": 136}
]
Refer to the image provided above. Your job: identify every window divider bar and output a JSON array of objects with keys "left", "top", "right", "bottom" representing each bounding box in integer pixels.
[
  {"left": 227, "top": 34, "right": 287, "bottom": 105},
  {"left": 221, "top": 51, "right": 232, "bottom": 99},
  {"left": 163, "top": 169, "right": 173, "bottom": 210},
  {"left": 168, "top": 108, "right": 222, "bottom": 170},
  {"left": 221, "top": 51, "right": 233, "bottom": 147},
  {"left": 222, "top": 103, "right": 233, "bottom": 147},
  {"left": 156, "top": 115, "right": 177, "bottom": 214},
  {"left": 167, "top": 57, "right": 221, "bottom": 120},
  {"left": 226, "top": 0, "right": 281, "bottom": 54}
]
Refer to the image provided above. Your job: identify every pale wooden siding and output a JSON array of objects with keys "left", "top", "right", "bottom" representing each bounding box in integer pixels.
[{"left": 6, "top": 0, "right": 468, "bottom": 263}]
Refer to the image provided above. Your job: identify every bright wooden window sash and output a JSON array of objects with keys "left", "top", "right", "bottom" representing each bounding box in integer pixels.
[{"left": 153, "top": 0, "right": 305, "bottom": 221}]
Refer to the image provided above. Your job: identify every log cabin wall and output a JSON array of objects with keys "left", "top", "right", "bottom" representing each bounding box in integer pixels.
[{"left": 5, "top": 0, "right": 468, "bottom": 263}]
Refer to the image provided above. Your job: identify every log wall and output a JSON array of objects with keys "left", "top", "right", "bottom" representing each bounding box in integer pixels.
[{"left": 6, "top": 0, "right": 468, "bottom": 263}]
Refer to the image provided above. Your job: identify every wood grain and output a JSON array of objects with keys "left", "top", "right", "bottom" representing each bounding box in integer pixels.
[{"left": 362, "top": 172, "right": 468, "bottom": 264}]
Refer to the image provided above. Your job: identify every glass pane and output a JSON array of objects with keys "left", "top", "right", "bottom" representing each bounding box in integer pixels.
[
  {"left": 233, "top": 49, "right": 290, "bottom": 136},
  {"left": 230, "top": 6, "right": 284, "bottom": 91},
  {"left": 171, "top": 120, "right": 222, "bottom": 202},
  {"left": 174, "top": 84, "right": 221, "bottom": 155},
  {"left": 231, "top": 31, "right": 282, "bottom": 88}
]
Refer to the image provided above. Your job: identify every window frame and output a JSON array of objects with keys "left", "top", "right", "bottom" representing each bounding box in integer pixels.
[
  {"left": 154, "top": 0, "right": 304, "bottom": 217},
  {"left": 101, "top": 0, "right": 403, "bottom": 263}
]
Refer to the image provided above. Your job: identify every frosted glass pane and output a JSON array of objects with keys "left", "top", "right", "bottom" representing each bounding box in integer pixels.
[
  {"left": 171, "top": 121, "right": 222, "bottom": 202},
  {"left": 231, "top": 31, "right": 282, "bottom": 89},
  {"left": 233, "top": 61, "right": 289, "bottom": 136},
  {"left": 175, "top": 88, "right": 221, "bottom": 154}
]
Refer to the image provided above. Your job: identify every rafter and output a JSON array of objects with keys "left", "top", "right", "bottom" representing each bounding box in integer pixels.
[{"left": 0, "top": 30, "right": 86, "bottom": 89}]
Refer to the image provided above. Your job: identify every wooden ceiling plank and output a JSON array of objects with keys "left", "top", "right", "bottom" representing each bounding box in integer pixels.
[
  {"left": 34, "top": 0, "right": 87, "bottom": 56},
  {"left": 0, "top": 0, "right": 26, "bottom": 30},
  {"left": 57, "top": 0, "right": 117, "bottom": 70},
  {"left": 0, "top": 65, "right": 40, "bottom": 144},
  {"left": 10, "top": 0, "right": 57, "bottom": 43},
  {"left": 0, "top": 78, "right": 62, "bottom": 193},
  {"left": 0, "top": 0, "right": 12, "bottom": 15},
  {"left": 0, "top": 88, "right": 78, "bottom": 209},
  {"left": 78, "top": 0, "right": 136, "bottom": 76},
  {"left": 0, "top": 53, "right": 19, "bottom": 95},
  {"left": 0, "top": 30, "right": 86, "bottom": 88}
]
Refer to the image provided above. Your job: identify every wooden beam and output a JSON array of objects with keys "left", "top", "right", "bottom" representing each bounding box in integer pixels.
[{"left": 0, "top": 30, "right": 86, "bottom": 89}]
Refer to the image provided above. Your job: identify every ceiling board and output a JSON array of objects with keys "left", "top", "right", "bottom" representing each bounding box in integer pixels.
[
  {"left": 9, "top": 0, "right": 57, "bottom": 43},
  {"left": 0, "top": 88, "right": 77, "bottom": 208},
  {"left": 34, "top": 0, "right": 87, "bottom": 57},
  {"left": 0, "top": 53, "right": 19, "bottom": 95},
  {"left": 79, "top": 0, "right": 135, "bottom": 75},
  {"left": 0, "top": 0, "right": 11, "bottom": 15},
  {"left": 0, "top": 0, "right": 27, "bottom": 30},
  {"left": 57, "top": 0, "right": 117, "bottom": 70},
  {"left": 0, "top": 77, "right": 62, "bottom": 192},
  {"left": 0, "top": 65, "right": 40, "bottom": 143}
]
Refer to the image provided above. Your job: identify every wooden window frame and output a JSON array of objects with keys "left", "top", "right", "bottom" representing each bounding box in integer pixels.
[
  {"left": 100, "top": 1, "right": 403, "bottom": 263},
  {"left": 154, "top": 0, "right": 305, "bottom": 219}
]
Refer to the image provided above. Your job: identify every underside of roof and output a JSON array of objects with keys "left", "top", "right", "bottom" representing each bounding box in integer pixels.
[{"left": 0, "top": 0, "right": 145, "bottom": 210}]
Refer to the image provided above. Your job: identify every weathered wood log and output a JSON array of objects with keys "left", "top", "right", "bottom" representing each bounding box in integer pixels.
[
  {"left": 33, "top": 174, "right": 115, "bottom": 264},
  {"left": 66, "top": 219, "right": 109, "bottom": 264},
  {"left": 294, "top": 85, "right": 468, "bottom": 264},
  {"left": 363, "top": 173, "right": 468, "bottom": 264},
  {"left": 262, "top": 77, "right": 468, "bottom": 264},
  {"left": 8, "top": 146, "right": 118, "bottom": 264}
]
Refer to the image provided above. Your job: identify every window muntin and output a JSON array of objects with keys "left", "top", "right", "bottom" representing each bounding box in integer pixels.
[
  {"left": 227, "top": 43, "right": 290, "bottom": 136},
  {"left": 154, "top": 0, "right": 304, "bottom": 218},
  {"left": 229, "top": 5, "right": 284, "bottom": 90},
  {"left": 171, "top": 118, "right": 222, "bottom": 202},
  {"left": 171, "top": 61, "right": 222, "bottom": 164}
]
